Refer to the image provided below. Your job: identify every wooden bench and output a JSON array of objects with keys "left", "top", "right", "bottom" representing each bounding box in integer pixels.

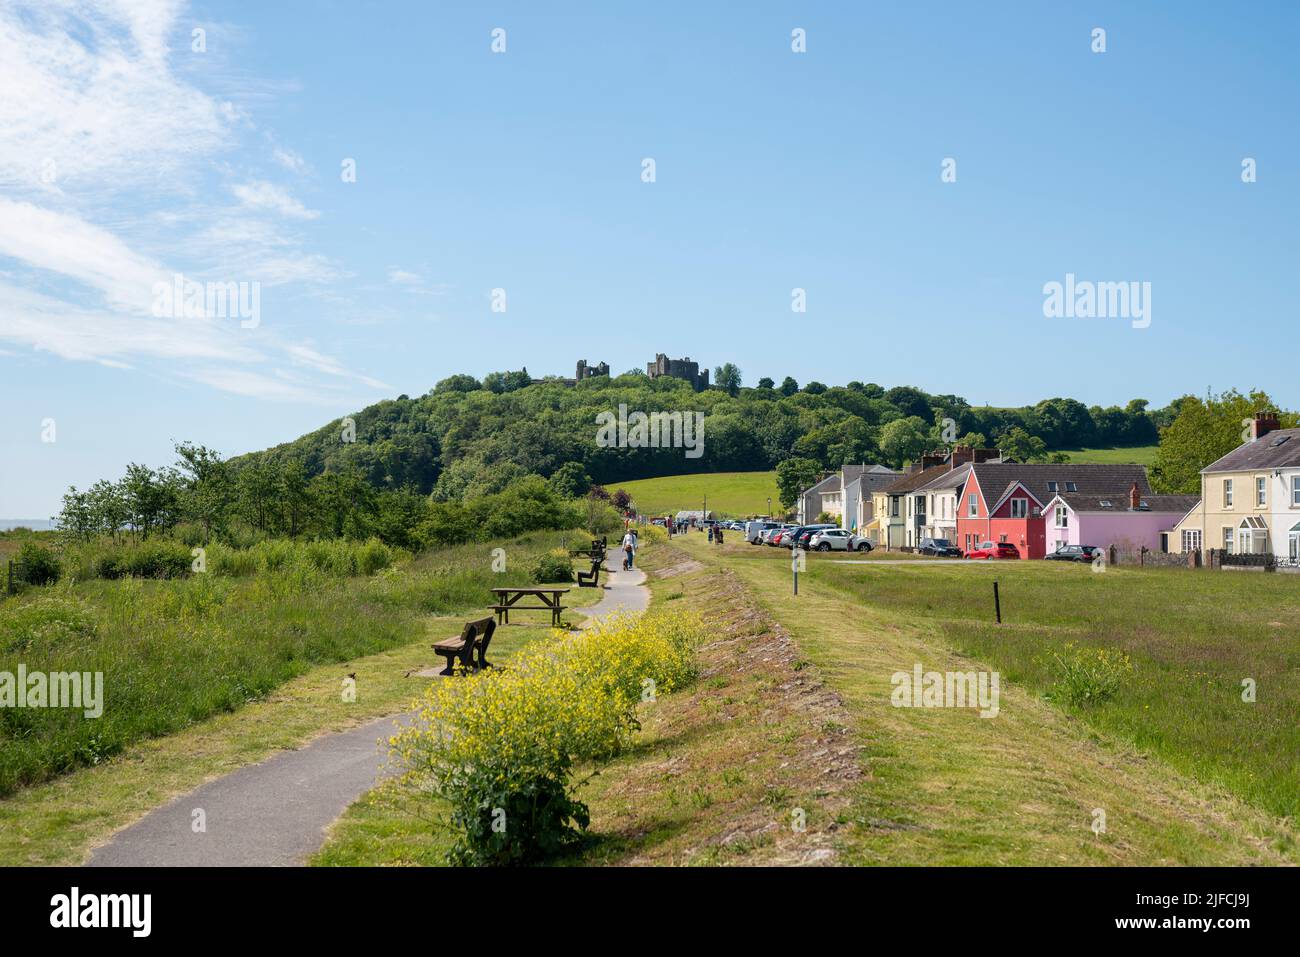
[
  {"left": 490, "top": 586, "right": 569, "bottom": 627},
  {"left": 431, "top": 616, "right": 496, "bottom": 676},
  {"left": 569, "top": 537, "right": 608, "bottom": 560},
  {"left": 576, "top": 558, "right": 603, "bottom": 588}
]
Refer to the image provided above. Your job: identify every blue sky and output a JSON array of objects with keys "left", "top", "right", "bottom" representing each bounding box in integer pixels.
[{"left": 3, "top": 1, "right": 1299, "bottom": 517}]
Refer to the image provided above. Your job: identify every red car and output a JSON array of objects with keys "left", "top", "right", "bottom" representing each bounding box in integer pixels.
[{"left": 964, "top": 541, "right": 1021, "bottom": 560}]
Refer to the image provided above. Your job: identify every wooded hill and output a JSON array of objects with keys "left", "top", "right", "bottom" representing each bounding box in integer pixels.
[{"left": 230, "top": 371, "right": 1168, "bottom": 498}]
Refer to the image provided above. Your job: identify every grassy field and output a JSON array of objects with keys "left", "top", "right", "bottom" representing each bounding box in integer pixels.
[
  {"left": 1060, "top": 445, "right": 1159, "bottom": 465},
  {"left": 608, "top": 471, "right": 779, "bottom": 518},
  {"left": 0, "top": 531, "right": 596, "bottom": 796},
  {"left": 313, "top": 535, "right": 1298, "bottom": 866},
  {"left": 665, "top": 537, "right": 1299, "bottom": 863},
  {"left": 0, "top": 531, "right": 603, "bottom": 865}
]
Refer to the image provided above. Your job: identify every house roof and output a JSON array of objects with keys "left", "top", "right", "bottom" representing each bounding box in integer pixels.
[
  {"left": 914, "top": 461, "right": 973, "bottom": 494},
  {"left": 802, "top": 473, "right": 841, "bottom": 497},
  {"left": 808, "top": 465, "right": 899, "bottom": 500},
  {"left": 880, "top": 463, "right": 953, "bottom": 495},
  {"left": 1201, "top": 427, "right": 1300, "bottom": 473},
  {"left": 1049, "top": 493, "right": 1200, "bottom": 515},
  {"left": 967, "top": 463, "right": 1151, "bottom": 509}
]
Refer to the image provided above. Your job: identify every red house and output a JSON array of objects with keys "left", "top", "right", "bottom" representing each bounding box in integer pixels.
[{"left": 956, "top": 464, "right": 1152, "bottom": 559}]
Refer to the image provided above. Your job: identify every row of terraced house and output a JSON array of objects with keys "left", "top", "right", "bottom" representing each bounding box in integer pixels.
[{"left": 798, "top": 413, "right": 1299, "bottom": 564}]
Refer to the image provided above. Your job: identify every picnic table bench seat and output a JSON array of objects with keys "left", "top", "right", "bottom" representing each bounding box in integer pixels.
[{"left": 432, "top": 615, "right": 496, "bottom": 676}]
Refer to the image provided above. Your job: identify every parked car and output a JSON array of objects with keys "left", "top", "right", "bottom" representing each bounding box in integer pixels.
[
  {"left": 964, "top": 541, "right": 1021, "bottom": 560},
  {"left": 759, "top": 524, "right": 789, "bottom": 545},
  {"left": 768, "top": 525, "right": 795, "bottom": 546},
  {"left": 1045, "top": 544, "right": 1102, "bottom": 563},
  {"left": 917, "top": 537, "right": 962, "bottom": 557},
  {"left": 746, "top": 520, "right": 780, "bottom": 544},
  {"left": 808, "top": 529, "right": 873, "bottom": 552},
  {"left": 790, "top": 524, "right": 838, "bottom": 548}
]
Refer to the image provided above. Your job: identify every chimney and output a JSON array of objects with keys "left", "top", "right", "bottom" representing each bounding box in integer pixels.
[
  {"left": 950, "top": 445, "right": 974, "bottom": 468},
  {"left": 1251, "top": 410, "right": 1281, "bottom": 442},
  {"left": 920, "top": 451, "right": 946, "bottom": 471},
  {"left": 1129, "top": 482, "right": 1140, "bottom": 510},
  {"left": 973, "top": 447, "right": 1000, "bottom": 464}
]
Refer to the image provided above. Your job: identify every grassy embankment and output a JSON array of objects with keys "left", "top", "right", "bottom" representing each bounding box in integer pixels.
[
  {"left": 315, "top": 529, "right": 1299, "bottom": 866},
  {"left": 666, "top": 535, "right": 1299, "bottom": 863},
  {"left": 0, "top": 531, "right": 602, "bottom": 865}
]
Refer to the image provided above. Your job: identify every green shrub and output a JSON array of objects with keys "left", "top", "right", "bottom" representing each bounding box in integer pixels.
[
  {"left": 16, "top": 541, "right": 61, "bottom": 587},
  {"left": 96, "top": 540, "right": 192, "bottom": 580},
  {"left": 357, "top": 539, "right": 393, "bottom": 576},
  {"left": 393, "top": 611, "right": 700, "bottom": 865},
  {"left": 530, "top": 549, "right": 574, "bottom": 584}
]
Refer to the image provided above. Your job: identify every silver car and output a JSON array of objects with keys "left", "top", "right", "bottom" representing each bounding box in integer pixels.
[{"left": 808, "top": 528, "right": 873, "bottom": 552}]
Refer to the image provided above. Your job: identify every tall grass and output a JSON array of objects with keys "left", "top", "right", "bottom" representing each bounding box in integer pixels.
[{"left": 0, "top": 530, "right": 583, "bottom": 796}]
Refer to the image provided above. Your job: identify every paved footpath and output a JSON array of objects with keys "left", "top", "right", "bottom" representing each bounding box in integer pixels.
[{"left": 90, "top": 558, "right": 649, "bottom": 867}]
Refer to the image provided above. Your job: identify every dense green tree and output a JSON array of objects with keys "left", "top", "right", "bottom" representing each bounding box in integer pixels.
[
  {"left": 776, "top": 457, "right": 821, "bottom": 509},
  {"left": 878, "top": 417, "right": 930, "bottom": 467},
  {"left": 1150, "top": 390, "right": 1297, "bottom": 493},
  {"left": 778, "top": 376, "right": 799, "bottom": 397},
  {"left": 713, "top": 362, "right": 742, "bottom": 396}
]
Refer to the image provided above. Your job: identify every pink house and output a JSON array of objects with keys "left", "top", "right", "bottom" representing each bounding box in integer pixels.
[{"left": 1042, "top": 484, "right": 1200, "bottom": 555}]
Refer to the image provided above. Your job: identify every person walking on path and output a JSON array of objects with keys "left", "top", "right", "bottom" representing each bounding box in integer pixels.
[
  {"left": 707, "top": 525, "right": 714, "bottom": 543},
  {"left": 622, "top": 529, "right": 636, "bottom": 570}
]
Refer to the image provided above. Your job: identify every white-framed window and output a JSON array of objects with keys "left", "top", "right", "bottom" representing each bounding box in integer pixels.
[
  {"left": 1223, "top": 479, "right": 1233, "bottom": 507},
  {"left": 1223, "top": 527, "right": 1233, "bottom": 553},
  {"left": 1293, "top": 476, "right": 1300, "bottom": 506},
  {"left": 968, "top": 493, "right": 977, "bottom": 517},
  {"left": 1010, "top": 498, "right": 1028, "bottom": 518},
  {"left": 1181, "top": 529, "right": 1201, "bottom": 551},
  {"left": 1256, "top": 477, "right": 1266, "bottom": 506},
  {"left": 1054, "top": 504, "right": 1068, "bottom": 527}
]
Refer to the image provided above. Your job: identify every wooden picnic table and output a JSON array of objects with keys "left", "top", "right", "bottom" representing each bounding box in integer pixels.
[{"left": 490, "top": 586, "right": 570, "bottom": 627}]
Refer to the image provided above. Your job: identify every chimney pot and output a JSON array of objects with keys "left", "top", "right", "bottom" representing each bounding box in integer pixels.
[{"left": 1251, "top": 410, "right": 1281, "bottom": 441}]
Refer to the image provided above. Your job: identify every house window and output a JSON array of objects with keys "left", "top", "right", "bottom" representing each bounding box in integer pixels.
[
  {"left": 1256, "top": 477, "right": 1266, "bottom": 507},
  {"left": 998, "top": 534, "right": 1008, "bottom": 543},
  {"left": 1223, "top": 527, "right": 1233, "bottom": 553},
  {"left": 1065, "top": 482, "right": 1078, "bottom": 492},
  {"left": 1294, "top": 476, "right": 1300, "bottom": 506},
  {"left": 890, "top": 497, "right": 899, "bottom": 517},
  {"left": 1010, "top": 498, "right": 1028, "bottom": 518},
  {"left": 968, "top": 494, "right": 977, "bottom": 517},
  {"left": 1181, "top": 529, "right": 1201, "bottom": 551},
  {"left": 1055, "top": 504, "right": 1068, "bottom": 527},
  {"left": 1223, "top": 479, "right": 1233, "bottom": 507}
]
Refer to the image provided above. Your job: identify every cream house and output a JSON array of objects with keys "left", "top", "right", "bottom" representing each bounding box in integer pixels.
[{"left": 1168, "top": 413, "right": 1300, "bottom": 562}]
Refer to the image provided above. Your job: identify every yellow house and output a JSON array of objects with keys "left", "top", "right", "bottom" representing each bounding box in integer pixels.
[{"left": 1168, "top": 413, "right": 1300, "bottom": 562}]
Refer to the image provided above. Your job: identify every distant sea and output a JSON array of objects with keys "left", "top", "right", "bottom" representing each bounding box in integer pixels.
[{"left": 0, "top": 519, "right": 54, "bottom": 531}]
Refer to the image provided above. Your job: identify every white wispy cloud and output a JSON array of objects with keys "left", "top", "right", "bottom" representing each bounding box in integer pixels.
[
  {"left": 231, "top": 180, "right": 320, "bottom": 220},
  {"left": 0, "top": 0, "right": 379, "bottom": 404}
]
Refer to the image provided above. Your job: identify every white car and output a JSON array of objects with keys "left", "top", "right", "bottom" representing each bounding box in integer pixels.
[
  {"left": 808, "top": 529, "right": 873, "bottom": 552},
  {"left": 746, "top": 520, "right": 780, "bottom": 544}
]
